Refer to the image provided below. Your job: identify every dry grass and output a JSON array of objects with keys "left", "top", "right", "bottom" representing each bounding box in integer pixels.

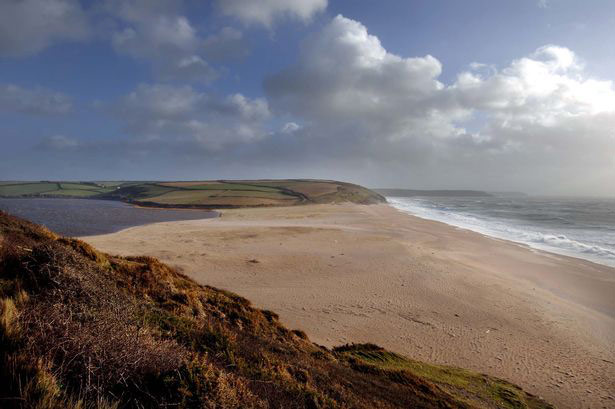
[{"left": 0, "top": 210, "right": 552, "bottom": 409}]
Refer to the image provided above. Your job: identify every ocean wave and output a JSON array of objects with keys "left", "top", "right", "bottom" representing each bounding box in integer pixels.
[
  {"left": 388, "top": 197, "right": 615, "bottom": 267},
  {"left": 528, "top": 233, "right": 615, "bottom": 258}
]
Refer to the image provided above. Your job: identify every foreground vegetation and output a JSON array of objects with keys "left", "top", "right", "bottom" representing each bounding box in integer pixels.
[
  {"left": 0, "top": 180, "right": 384, "bottom": 208},
  {"left": 0, "top": 211, "right": 551, "bottom": 408}
]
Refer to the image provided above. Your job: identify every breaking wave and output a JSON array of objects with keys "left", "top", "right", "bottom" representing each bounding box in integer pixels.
[{"left": 388, "top": 197, "right": 615, "bottom": 268}]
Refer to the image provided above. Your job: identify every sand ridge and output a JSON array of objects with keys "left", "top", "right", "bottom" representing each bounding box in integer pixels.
[{"left": 82, "top": 203, "right": 615, "bottom": 409}]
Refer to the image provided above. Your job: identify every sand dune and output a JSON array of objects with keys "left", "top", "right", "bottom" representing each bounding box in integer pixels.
[{"left": 82, "top": 203, "right": 615, "bottom": 409}]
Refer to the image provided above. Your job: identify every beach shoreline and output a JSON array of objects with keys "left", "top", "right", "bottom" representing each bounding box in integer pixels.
[
  {"left": 81, "top": 203, "right": 615, "bottom": 408},
  {"left": 387, "top": 196, "right": 615, "bottom": 270}
]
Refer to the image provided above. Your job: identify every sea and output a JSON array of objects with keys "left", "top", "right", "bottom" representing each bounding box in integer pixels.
[
  {"left": 388, "top": 195, "right": 615, "bottom": 268},
  {"left": 0, "top": 198, "right": 217, "bottom": 237}
]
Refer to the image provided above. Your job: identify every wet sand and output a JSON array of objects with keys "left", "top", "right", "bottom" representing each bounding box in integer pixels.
[{"left": 82, "top": 203, "right": 615, "bottom": 408}]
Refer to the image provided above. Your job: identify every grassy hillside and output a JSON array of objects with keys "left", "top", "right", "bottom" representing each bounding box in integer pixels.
[
  {"left": 0, "top": 180, "right": 385, "bottom": 208},
  {"left": 0, "top": 211, "right": 551, "bottom": 409}
]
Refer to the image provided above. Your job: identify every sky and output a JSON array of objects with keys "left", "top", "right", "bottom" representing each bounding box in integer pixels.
[{"left": 1, "top": 0, "right": 614, "bottom": 195}]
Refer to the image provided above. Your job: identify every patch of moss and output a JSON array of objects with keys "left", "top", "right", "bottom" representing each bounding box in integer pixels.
[{"left": 335, "top": 344, "right": 553, "bottom": 409}]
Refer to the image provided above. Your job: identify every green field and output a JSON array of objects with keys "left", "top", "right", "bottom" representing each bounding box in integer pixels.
[
  {"left": 0, "top": 182, "right": 61, "bottom": 196},
  {"left": 58, "top": 183, "right": 110, "bottom": 191},
  {"left": 48, "top": 189, "right": 104, "bottom": 197},
  {"left": 0, "top": 182, "right": 113, "bottom": 198},
  {"left": 0, "top": 180, "right": 385, "bottom": 208},
  {"left": 145, "top": 189, "right": 296, "bottom": 206}
]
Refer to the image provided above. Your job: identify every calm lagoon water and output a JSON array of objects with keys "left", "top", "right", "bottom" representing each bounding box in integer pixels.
[{"left": 0, "top": 198, "right": 217, "bottom": 237}]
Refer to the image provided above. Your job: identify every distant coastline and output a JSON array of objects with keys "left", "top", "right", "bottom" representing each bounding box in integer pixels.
[{"left": 374, "top": 188, "right": 492, "bottom": 197}]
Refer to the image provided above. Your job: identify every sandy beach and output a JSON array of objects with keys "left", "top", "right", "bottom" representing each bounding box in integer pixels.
[{"left": 82, "top": 203, "right": 615, "bottom": 409}]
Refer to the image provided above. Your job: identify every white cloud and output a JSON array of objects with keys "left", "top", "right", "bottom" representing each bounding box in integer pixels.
[
  {"left": 37, "top": 135, "right": 80, "bottom": 150},
  {"left": 265, "top": 15, "right": 615, "bottom": 194},
  {"left": 160, "top": 55, "right": 218, "bottom": 83},
  {"left": 115, "top": 84, "right": 271, "bottom": 150},
  {"left": 454, "top": 45, "right": 614, "bottom": 117},
  {"left": 111, "top": 14, "right": 197, "bottom": 57},
  {"left": 281, "top": 122, "right": 301, "bottom": 134},
  {"left": 120, "top": 84, "right": 203, "bottom": 119},
  {"left": 217, "top": 0, "right": 327, "bottom": 27},
  {"left": 202, "top": 27, "right": 249, "bottom": 61},
  {"left": 107, "top": 0, "right": 218, "bottom": 83},
  {"left": 0, "top": 84, "right": 72, "bottom": 115},
  {"left": 266, "top": 15, "right": 463, "bottom": 140},
  {"left": 0, "top": 0, "right": 89, "bottom": 57}
]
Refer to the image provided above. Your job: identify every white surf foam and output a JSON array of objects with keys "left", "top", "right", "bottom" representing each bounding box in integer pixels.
[{"left": 388, "top": 197, "right": 615, "bottom": 268}]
